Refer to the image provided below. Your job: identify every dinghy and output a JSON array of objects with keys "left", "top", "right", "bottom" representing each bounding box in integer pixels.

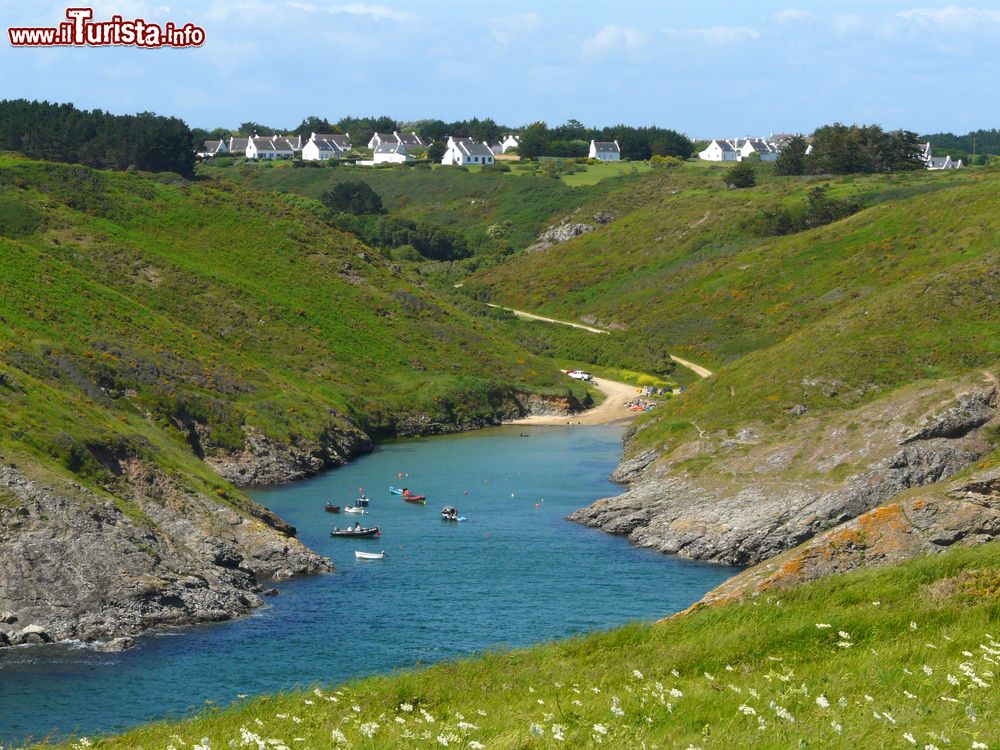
[
  {"left": 324, "top": 504, "right": 341, "bottom": 513},
  {"left": 388, "top": 486, "right": 404, "bottom": 495},
  {"left": 330, "top": 526, "right": 380, "bottom": 538},
  {"left": 344, "top": 506, "right": 367, "bottom": 515},
  {"left": 355, "top": 550, "right": 386, "bottom": 560}
]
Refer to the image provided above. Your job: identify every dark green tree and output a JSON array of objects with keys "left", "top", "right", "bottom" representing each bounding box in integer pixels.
[
  {"left": 725, "top": 160, "right": 757, "bottom": 188},
  {"left": 321, "top": 181, "right": 384, "bottom": 214},
  {"left": 774, "top": 135, "right": 808, "bottom": 175},
  {"left": 517, "top": 121, "right": 550, "bottom": 160},
  {"left": 293, "top": 116, "right": 338, "bottom": 137},
  {"left": 427, "top": 141, "right": 447, "bottom": 162}
]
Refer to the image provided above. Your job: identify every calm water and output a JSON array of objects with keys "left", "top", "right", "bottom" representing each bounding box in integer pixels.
[{"left": 0, "top": 425, "right": 736, "bottom": 743}]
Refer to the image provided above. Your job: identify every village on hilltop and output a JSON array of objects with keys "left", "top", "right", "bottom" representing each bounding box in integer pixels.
[{"left": 197, "top": 128, "right": 960, "bottom": 171}]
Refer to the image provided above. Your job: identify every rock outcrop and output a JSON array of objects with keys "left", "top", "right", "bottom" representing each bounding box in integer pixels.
[
  {"left": 693, "top": 465, "right": 1000, "bottom": 609},
  {"left": 569, "top": 378, "right": 998, "bottom": 567},
  {"left": 0, "top": 460, "right": 331, "bottom": 649},
  {"left": 525, "top": 222, "right": 595, "bottom": 253}
]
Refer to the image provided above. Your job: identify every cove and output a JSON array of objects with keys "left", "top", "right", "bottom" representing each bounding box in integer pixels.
[{"left": 0, "top": 425, "right": 737, "bottom": 744}]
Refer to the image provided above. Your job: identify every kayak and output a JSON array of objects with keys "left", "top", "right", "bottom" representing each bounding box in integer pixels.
[
  {"left": 403, "top": 495, "right": 427, "bottom": 505},
  {"left": 388, "top": 486, "right": 404, "bottom": 495},
  {"left": 355, "top": 550, "right": 386, "bottom": 560}
]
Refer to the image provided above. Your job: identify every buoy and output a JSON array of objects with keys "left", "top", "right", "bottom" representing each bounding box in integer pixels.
[{"left": 535, "top": 503, "right": 540, "bottom": 509}]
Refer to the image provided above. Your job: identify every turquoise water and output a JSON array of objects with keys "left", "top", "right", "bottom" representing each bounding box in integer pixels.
[{"left": 0, "top": 425, "right": 736, "bottom": 743}]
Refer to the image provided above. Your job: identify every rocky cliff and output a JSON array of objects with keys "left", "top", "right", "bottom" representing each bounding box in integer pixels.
[
  {"left": 569, "top": 373, "right": 998, "bottom": 568},
  {"left": 0, "top": 459, "right": 331, "bottom": 650}
]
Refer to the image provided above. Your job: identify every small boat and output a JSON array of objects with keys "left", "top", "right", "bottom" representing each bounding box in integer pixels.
[
  {"left": 344, "top": 506, "right": 367, "bottom": 515},
  {"left": 403, "top": 493, "right": 427, "bottom": 505},
  {"left": 324, "top": 504, "right": 341, "bottom": 513},
  {"left": 389, "top": 486, "right": 404, "bottom": 495},
  {"left": 354, "top": 496, "right": 370, "bottom": 507},
  {"left": 355, "top": 550, "right": 386, "bottom": 560},
  {"left": 441, "top": 506, "right": 466, "bottom": 522},
  {"left": 330, "top": 526, "right": 380, "bottom": 538}
]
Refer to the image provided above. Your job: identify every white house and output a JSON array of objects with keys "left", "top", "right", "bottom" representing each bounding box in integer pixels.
[
  {"left": 197, "top": 139, "right": 228, "bottom": 158},
  {"left": 228, "top": 136, "right": 250, "bottom": 155},
  {"left": 498, "top": 134, "right": 521, "bottom": 153},
  {"left": 441, "top": 136, "right": 494, "bottom": 166},
  {"left": 368, "top": 131, "right": 425, "bottom": 150},
  {"left": 922, "top": 142, "right": 962, "bottom": 170},
  {"left": 373, "top": 143, "right": 414, "bottom": 164},
  {"left": 697, "top": 139, "right": 738, "bottom": 162},
  {"left": 735, "top": 138, "right": 778, "bottom": 162},
  {"left": 302, "top": 132, "right": 351, "bottom": 161},
  {"left": 589, "top": 140, "right": 621, "bottom": 161},
  {"left": 246, "top": 135, "right": 296, "bottom": 160}
]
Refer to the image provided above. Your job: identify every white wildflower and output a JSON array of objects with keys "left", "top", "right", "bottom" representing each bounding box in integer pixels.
[
  {"left": 456, "top": 721, "right": 477, "bottom": 731},
  {"left": 476, "top": 709, "right": 487, "bottom": 717},
  {"left": 838, "top": 631, "right": 851, "bottom": 639},
  {"left": 469, "top": 743, "right": 485, "bottom": 750},
  {"left": 552, "top": 724, "right": 565, "bottom": 741},
  {"left": 399, "top": 702, "right": 413, "bottom": 712},
  {"left": 749, "top": 688, "right": 760, "bottom": 699},
  {"left": 593, "top": 723, "right": 608, "bottom": 735},
  {"left": 971, "top": 743, "right": 988, "bottom": 749},
  {"left": 816, "top": 623, "right": 832, "bottom": 629},
  {"left": 757, "top": 716, "right": 767, "bottom": 731},
  {"left": 633, "top": 669, "right": 644, "bottom": 680},
  {"left": 738, "top": 704, "right": 757, "bottom": 716},
  {"left": 910, "top": 621, "right": 918, "bottom": 630},
  {"left": 947, "top": 674, "right": 960, "bottom": 686},
  {"left": 903, "top": 732, "right": 916, "bottom": 745},
  {"left": 303, "top": 700, "right": 313, "bottom": 706},
  {"left": 536, "top": 698, "right": 545, "bottom": 706},
  {"left": 529, "top": 723, "right": 543, "bottom": 738},
  {"left": 435, "top": 735, "right": 448, "bottom": 747},
  {"left": 838, "top": 696, "right": 848, "bottom": 707},
  {"left": 330, "top": 730, "right": 348, "bottom": 746},
  {"left": 394, "top": 717, "right": 405, "bottom": 725},
  {"left": 831, "top": 721, "right": 842, "bottom": 734},
  {"left": 671, "top": 669, "right": 680, "bottom": 677},
  {"left": 669, "top": 688, "right": 683, "bottom": 698},
  {"left": 816, "top": 695, "right": 830, "bottom": 709},
  {"left": 882, "top": 712, "right": 897, "bottom": 725},
  {"left": 922, "top": 665, "right": 934, "bottom": 676},
  {"left": 770, "top": 701, "right": 795, "bottom": 723},
  {"left": 704, "top": 672, "right": 715, "bottom": 681},
  {"left": 610, "top": 697, "right": 624, "bottom": 718},
  {"left": 837, "top": 641, "right": 853, "bottom": 649},
  {"left": 904, "top": 690, "right": 917, "bottom": 699},
  {"left": 359, "top": 722, "right": 378, "bottom": 739}
]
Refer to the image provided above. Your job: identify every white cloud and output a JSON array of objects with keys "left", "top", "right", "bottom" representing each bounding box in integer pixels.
[
  {"left": 897, "top": 5, "right": 1000, "bottom": 30},
  {"left": 664, "top": 25, "right": 760, "bottom": 43},
  {"left": 582, "top": 24, "right": 648, "bottom": 59},
  {"left": 773, "top": 8, "right": 815, "bottom": 24},
  {"left": 490, "top": 12, "right": 540, "bottom": 47},
  {"left": 832, "top": 14, "right": 865, "bottom": 35},
  {"left": 284, "top": 2, "right": 414, "bottom": 22}
]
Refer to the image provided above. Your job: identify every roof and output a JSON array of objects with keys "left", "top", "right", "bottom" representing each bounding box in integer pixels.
[
  {"left": 374, "top": 143, "right": 406, "bottom": 154},
  {"left": 310, "top": 134, "right": 348, "bottom": 152},
  {"left": 251, "top": 137, "right": 295, "bottom": 152},
  {"left": 371, "top": 132, "right": 398, "bottom": 144},
  {"left": 229, "top": 137, "right": 250, "bottom": 151},
  {"left": 711, "top": 139, "right": 735, "bottom": 152},
  {"left": 396, "top": 132, "right": 423, "bottom": 147},
  {"left": 488, "top": 143, "right": 504, "bottom": 153},
  {"left": 592, "top": 141, "right": 620, "bottom": 153},
  {"left": 202, "top": 140, "right": 223, "bottom": 152},
  {"left": 329, "top": 134, "right": 351, "bottom": 149},
  {"left": 451, "top": 137, "right": 493, "bottom": 158}
]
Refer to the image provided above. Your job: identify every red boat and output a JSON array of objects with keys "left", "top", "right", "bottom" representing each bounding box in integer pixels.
[
  {"left": 325, "top": 503, "right": 341, "bottom": 513},
  {"left": 402, "top": 492, "right": 427, "bottom": 505}
]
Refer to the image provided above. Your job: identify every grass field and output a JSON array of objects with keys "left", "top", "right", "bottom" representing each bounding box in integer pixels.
[{"left": 51, "top": 535, "right": 1000, "bottom": 749}]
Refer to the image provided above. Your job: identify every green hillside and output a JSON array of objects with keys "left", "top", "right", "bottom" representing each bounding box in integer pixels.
[
  {"left": 200, "top": 160, "right": 643, "bottom": 251},
  {"left": 469, "top": 164, "right": 1000, "bottom": 439},
  {"left": 52, "top": 521, "right": 1000, "bottom": 749},
  {"left": 0, "top": 153, "right": 585, "bottom": 495}
]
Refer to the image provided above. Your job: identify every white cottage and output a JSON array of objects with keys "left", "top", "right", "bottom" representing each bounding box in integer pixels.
[
  {"left": 441, "top": 136, "right": 494, "bottom": 166},
  {"left": 498, "top": 134, "right": 521, "bottom": 153},
  {"left": 922, "top": 142, "right": 962, "bottom": 170},
  {"left": 735, "top": 138, "right": 778, "bottom": 162},
  {"left": 589, "top": 140, "right": 621, "bottom": 161},
  {"left": 228, "top": 136, "right": 250, "bottom": 155},
  {"left": 302, "top": 132, "right": 351, "bottom": 161},
  {"left": 373, "top": 143, "right": 414, "bottom": 164},
  {"left": 246, "top": 135, "right": 296, "bottom": 160},
  {"left": 197, "top": 139, "right": 228, "bottom": 158},
  {"left": 698, "top": 139, "right": 738, "bottom": 162},
  {"left": 368, "top": 131, "right": 425, "bottom": 150}
]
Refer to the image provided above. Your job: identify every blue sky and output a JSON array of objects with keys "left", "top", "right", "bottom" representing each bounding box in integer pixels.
[{"left": 2, "top": 0, "right": 998, "bottom": 135}]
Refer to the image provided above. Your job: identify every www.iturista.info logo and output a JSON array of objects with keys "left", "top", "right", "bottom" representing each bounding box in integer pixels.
[{"left": 8, "top": 7, "right": 205, "bottom": 48}]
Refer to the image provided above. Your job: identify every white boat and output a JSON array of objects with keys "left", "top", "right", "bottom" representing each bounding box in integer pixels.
[
  {"left": 344, "top": 506, "right": 367, "bottom": 515},
  {"left": 355, "top": 550, "right": 386, "bottom": 560}
]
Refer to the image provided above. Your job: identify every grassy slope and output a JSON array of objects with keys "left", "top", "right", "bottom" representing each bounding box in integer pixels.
[
  {"left": 200, "top": 160, "right": 643, "bottom": 250},
  {"left": 60, "top": 535, "right": 1000, "bottom": 749},
  {"left": 470, "top": 164, "right": 1000, "bottom": 446},
  {"left": 0, "top": 153, "right": 584, "bottom": 494}
]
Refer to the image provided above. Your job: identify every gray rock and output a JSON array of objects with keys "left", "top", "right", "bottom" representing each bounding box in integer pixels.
[
  {"left": 525, "top": 222, "right": 596, "bottom": 253},
  {"left": 593, "top": 212, "right": 615, "bottom": 224},
  {"left": 91, "top": 636, "right": 136, "bottom": 652},
  {"left": 0, "top": 460, "right": 333, "bottom": 648},
  {"left": 569, "top": 378, "right": 998, "bottom": 567},
  {"left": 0, "top": 610, "right": 17, "bottom": 624},
  {"left": 787, "top": 404, "right": 808, "bottom": 416}
]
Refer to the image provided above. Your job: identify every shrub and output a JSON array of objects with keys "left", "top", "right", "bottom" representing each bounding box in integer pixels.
[
  {"left": 725, "top": 161, "right": 756, "bottom": 188},
  {"left": 320, "top": 181, "right": 384, "bottom": 214}
]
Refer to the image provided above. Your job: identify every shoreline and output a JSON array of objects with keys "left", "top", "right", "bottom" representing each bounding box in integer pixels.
[{"left": 507, "top": 376, "right": 642, "bottom": 426}]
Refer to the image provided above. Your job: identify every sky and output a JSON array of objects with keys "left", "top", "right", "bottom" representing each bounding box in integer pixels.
[{"left": 1, "top": 0, "right": 998, "bottom": 136}]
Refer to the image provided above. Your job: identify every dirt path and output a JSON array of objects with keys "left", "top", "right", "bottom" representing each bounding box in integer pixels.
[
  {"left": 508, "top": 376, "right": 642, "bottom": 426},
  {"left": 486, "top": 304, "right": 609, "bottom": 335},
  {"left": 488, "top": 304, "right": 714, "bottom": 378}
]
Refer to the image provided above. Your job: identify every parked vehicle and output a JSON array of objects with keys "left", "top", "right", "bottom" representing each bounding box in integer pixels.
[{"left": 566, "top": 369, "right": 593, "bottom": 381}]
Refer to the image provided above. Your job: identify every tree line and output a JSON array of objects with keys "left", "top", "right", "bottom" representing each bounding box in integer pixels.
[
  {"left": 0, "top": 99, "right": 195, "bottom": 177},
  {"left": 774, "top": 124, "right": 926, "bottom": 176}
]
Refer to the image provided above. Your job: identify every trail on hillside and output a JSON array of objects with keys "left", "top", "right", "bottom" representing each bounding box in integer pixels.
[
  {"left": 509, "top": 376, "right": 641, "bottom": 426},
  {"left": 487, "top": 304, "right": 714, "bottom": 378}
]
